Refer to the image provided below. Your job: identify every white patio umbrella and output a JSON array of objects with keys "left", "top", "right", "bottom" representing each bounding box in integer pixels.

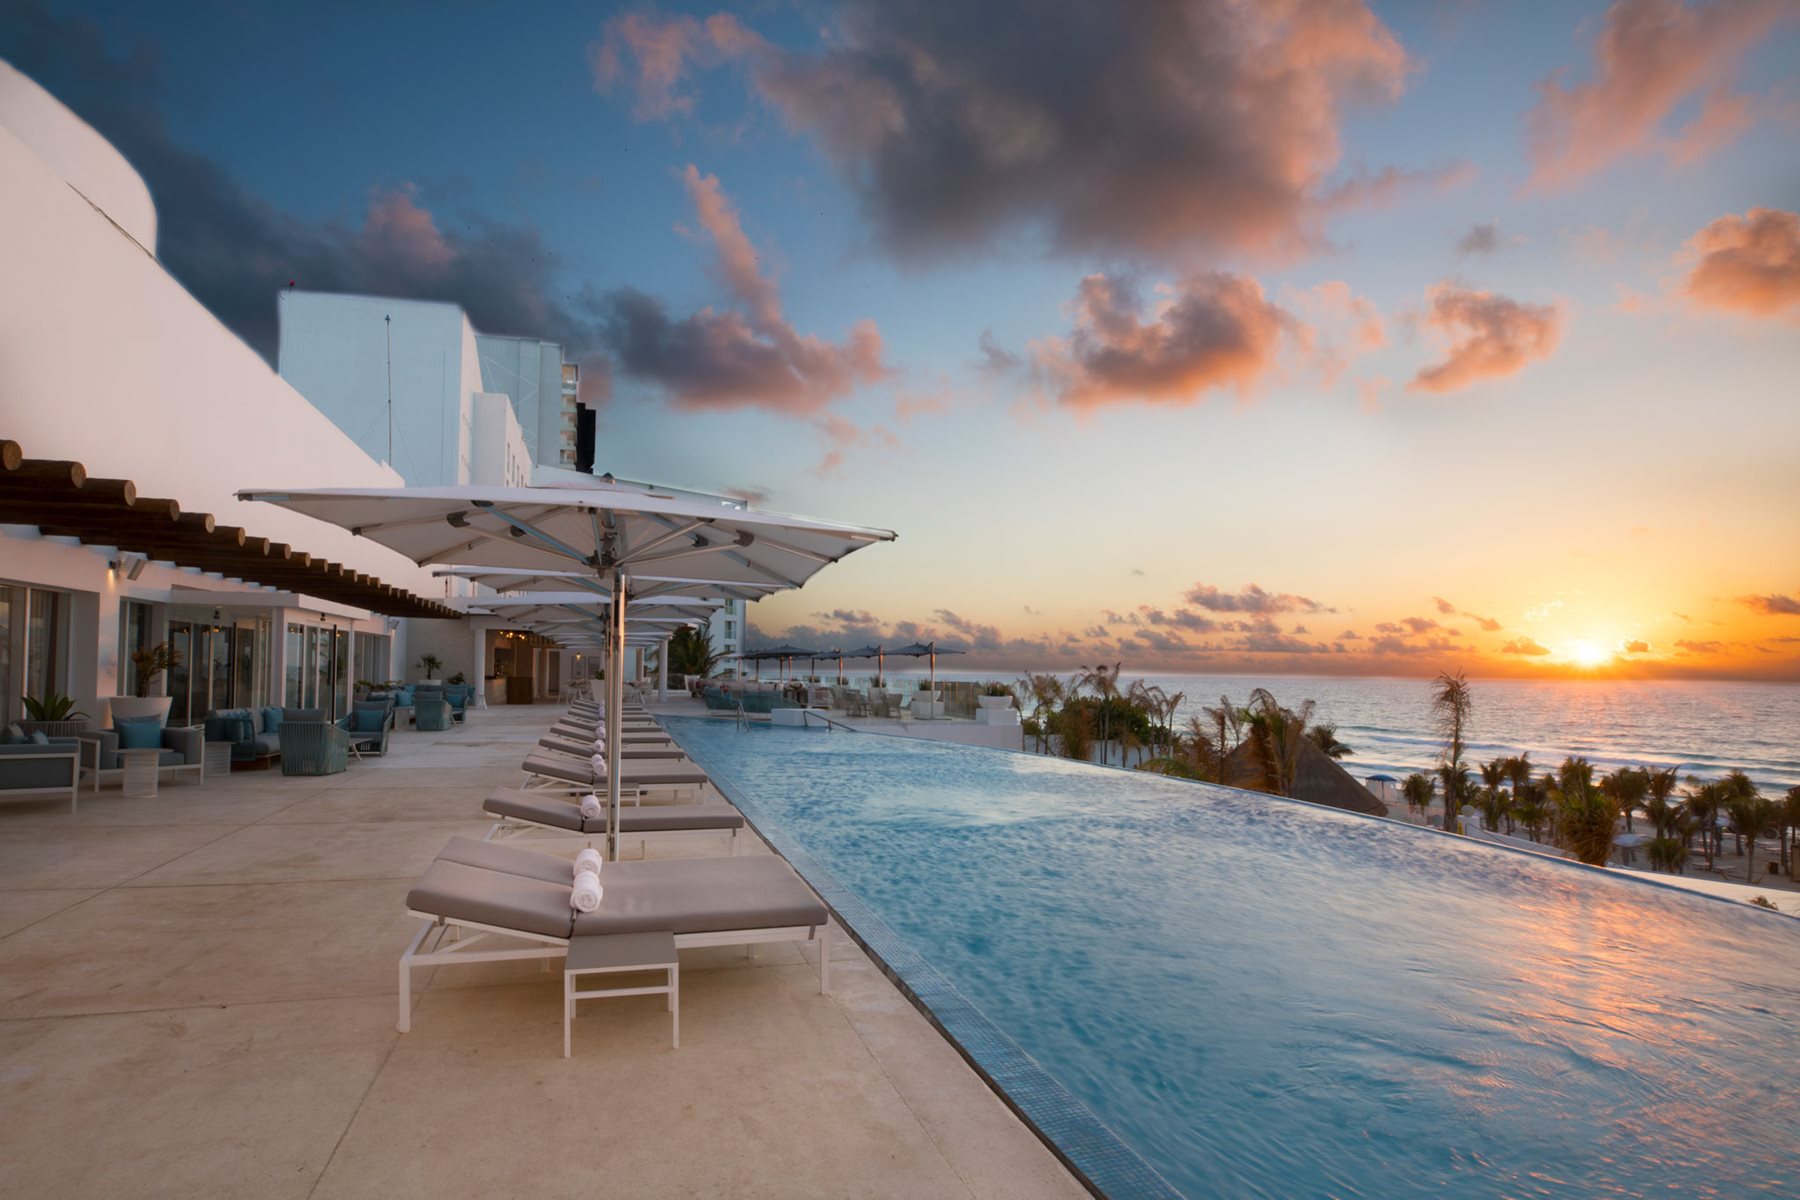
[
  {"left": 240, "top": 481, "right": 895, "bottom": 858},
  {"left": 434, "top": 565, "right": 784, "bottom": 603}
]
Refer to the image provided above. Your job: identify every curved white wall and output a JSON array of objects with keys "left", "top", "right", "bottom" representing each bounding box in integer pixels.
[
  {"left": 0, "top": 115, "right": 437, "bottom": 598},
  {"left": 0, "top": 59, "right": 157, "bottom": 252}
]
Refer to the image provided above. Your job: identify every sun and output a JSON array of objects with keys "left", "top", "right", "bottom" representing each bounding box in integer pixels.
[{"left": 1567, "top": 639, "right": 1610, "bottom": 668}]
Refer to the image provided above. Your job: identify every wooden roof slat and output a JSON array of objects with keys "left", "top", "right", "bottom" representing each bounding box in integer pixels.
[{"left": 0, "top": 439, "right": 455, "bottom": 619}]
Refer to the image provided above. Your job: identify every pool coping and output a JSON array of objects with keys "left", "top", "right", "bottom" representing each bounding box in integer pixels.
[{"left": 663, "top": 716, "right": 1187, "bottom": 1200}]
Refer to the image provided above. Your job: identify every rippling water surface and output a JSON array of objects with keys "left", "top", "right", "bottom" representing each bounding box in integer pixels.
[{"left": 668, "top": 717, "right": 1800, "bottom": 1199}]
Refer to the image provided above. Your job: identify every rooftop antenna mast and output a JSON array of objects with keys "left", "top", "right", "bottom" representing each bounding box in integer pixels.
[{"left": 384, "top": 314, "right": 394, "bottom": 465}]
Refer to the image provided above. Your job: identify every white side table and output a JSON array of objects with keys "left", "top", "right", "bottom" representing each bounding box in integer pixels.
[
  {"left": 564, "top": 931, "right": 679, "bottom": 1057},
  {"left": 203, "top": 740, "right": 234, "bottom": 780},
  {"left": 119, "top": 748, "right": 162, "bottom": 799}
]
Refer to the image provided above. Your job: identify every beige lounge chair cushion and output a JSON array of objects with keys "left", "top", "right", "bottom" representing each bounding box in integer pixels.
[
  {"left": 521, "top": 752, "right": 710, "bottom": 788},
  {"left": 410, "top": 840, "right": 825, "bottom": 939},
  {"left": 484, "top": 788, "right": 744, "bottom": 834},
  {"left": 538, "top": 735, "right": 684, "bottom": 760}
]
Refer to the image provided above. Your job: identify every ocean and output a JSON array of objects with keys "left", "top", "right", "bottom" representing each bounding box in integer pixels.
[{"left": 807, "top": 670, "right": 1800, "bottom": 790}]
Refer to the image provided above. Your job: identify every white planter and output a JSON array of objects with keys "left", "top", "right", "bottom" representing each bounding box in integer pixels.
[
  {"left": 107, "top": 695, "right": 172, "bottom": 726},
  {"left": 977, "top": 695, "right": 1014, "bottom": 711},
  {"left": 912, "top": 698, "right": 944, "bottom": 720}
]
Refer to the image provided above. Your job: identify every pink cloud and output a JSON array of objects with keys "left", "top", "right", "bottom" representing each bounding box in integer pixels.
[
  {"left": 1741, "top": 592, "right": 1800, "bottom": 615},
  {"left": 589, "top": 12, "right": 763, "bottom": 120},
  {"left": 600, "top": 167, "right": 888, "bottom": 417},
  {"left": 1409, "top": 284, "right": 1564, "bottom": 393},
  {"left": 1500, "top": 637, "right": 1552, "bottom": 656},
  {"left": 1525, "top": 0, "right": 1792, "bottom": 191},
  {"left": 1682, "top": 208, "right": 1800, "bottom": 316},
  {"left": 1030, "top": 272, "right": 1302, "bottom": 409}
]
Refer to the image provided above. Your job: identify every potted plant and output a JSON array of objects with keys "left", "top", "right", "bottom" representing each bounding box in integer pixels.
[
  {"left": 448, "top": 672, "right": 466, "bottom": 686},
  {"left": 914, "top": 679, "right": 943, "bottom": 719},
  {"left": 112, "top": 641, "right": 180, "bottom": 724},
  {"left": 978, "top": 682, "right": 1015, "bottom": 711},
  {"left": 19, "top": 690, "right": 91, "bottom": 738},
  {"left": 417, "top": 654, "right": 442, "bottom": 681}
]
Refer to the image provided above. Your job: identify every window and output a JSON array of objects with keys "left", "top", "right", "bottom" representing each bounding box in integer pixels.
[
  {"left": 285, "top": 624, "right": 304, "bottom": 706},
  {"left": 23, "top": 588, "right": 62, "bottom": 703},
  {"left": 0, "top": 587, "right": 12, "bottom": 726},
  {"left": 120, "top": 601, "right": 154, "bottom": 696},
  {"left": 355, "top": 632, "right": 391, "bottom": 689}
]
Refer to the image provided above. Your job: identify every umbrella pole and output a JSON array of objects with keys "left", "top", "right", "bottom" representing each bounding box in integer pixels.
[{"left": 607, "top": 573, "right": 625, "bottom": 862}]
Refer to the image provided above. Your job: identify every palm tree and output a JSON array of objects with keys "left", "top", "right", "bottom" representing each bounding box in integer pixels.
[
  {"left": 1241, "top": 689, "right": 1316, "bottom": 798},
  {"left": 1722, "top": 790, "right": 1774, "bottom": 885},
  {"left": 1512, "top": 781, "right": 1551, "bottom": 844},
  {"left": 1648, "top": 835, "right": 1688, "bottom": 875},
  {"left": 1017, "top": 673, "right": 1064, "bottom": 755},
  {"left": 1683, "top": 778, "right": 1721, "bottom": 872},
  {"left": 1077, "top": 662, "right": 1123, "bottom": 762},
  {"left": 1307, "top": 722, "right": 1354, "bottom": 759},
  {"left": 1783, "top": 785, "right": 1800, "bottom": 881},
  {"left": 1202, "top": 696, "right": 1245, "bottom": 784},
  {"left": 1601, "top": 766, "right": 1650, "bottom": 832},
  {"left": 1721, "top": 770, "right": 1759, "bottom": 853},
  {"left": 1503, "top": 753, "right": 1534, "bottom": 835},
  {"left": 1400, "top": 772, "right": 1436, "bottom": 823},
  {"left": 1477, "top": 759, "right": 1509, "bottom": 832},
  {"left": 1430, "top": 671, "right": 1474, "bottom": 831},
  {"left": 1552, "top": 756, "right": 1617, "bottom": 867},
  {"left": 666, "top": 626, "right": 723, "bottom": 679}
]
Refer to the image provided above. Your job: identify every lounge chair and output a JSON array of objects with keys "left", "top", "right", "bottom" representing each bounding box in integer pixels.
[
  {"left": 482, "top": 787, "right": 743, "bottom": 850},
  {"left": 414, "top": 696, "right": 454, "bottom": 731},
  {"left": 520, "top": 751, "right": 711, "bottom": 799},
  {"left": 398, "top": 836, "right": 831, "bottom": 1031},
  {"left": 279, "top": 717, "right": 352, "bottom": 776},
  {"left": 538, "top": 734, "right": 685, "bottom": 761}
]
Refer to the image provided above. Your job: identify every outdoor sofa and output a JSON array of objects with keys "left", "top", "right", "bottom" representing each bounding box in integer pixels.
[
  {"left": 81, "top": 719, "right": 204, "bottom": 791},
  {"left": 0, "top": 730, "right": 81, "bottom": 812}
]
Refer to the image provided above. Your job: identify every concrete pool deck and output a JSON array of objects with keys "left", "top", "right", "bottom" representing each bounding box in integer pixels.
[{"left": 0, "top": 703, "right": 1086, "bottom": 1199}]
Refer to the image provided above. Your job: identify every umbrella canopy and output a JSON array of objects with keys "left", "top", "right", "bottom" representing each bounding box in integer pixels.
[
  {"left": 434, "top": 565, "right": 783, "bottom": 603},
  {"left": 841, "top": 644, "right": 885, "bottom": 685},
  {"left": 241, "top": 481, "right": 894, "bottom": 859},
  {"left": 885, "top": 640, "right": 965, "bottom": 691},
  {"left": 241, "top": 482, "right": 893, "bottom": 588}
]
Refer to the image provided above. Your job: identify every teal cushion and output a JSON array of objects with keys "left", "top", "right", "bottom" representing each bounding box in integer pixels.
[
  {"left": 2, "top": 723, "right": 25, "bottom": 744},
  {"left": 395, "top": 687, "right": 415, "bottom": 706},
  {"left": 116, "top": 718, "right": 163, "bottom": 750},
  {"left": 262, "top": 706, "right": 285, "bottom": 733},
  {"left": 29, "top": 730, "right": 51, "bottom": 746},
  {"left": 351, "top": 706, "right": 386, "bottom": 733}
]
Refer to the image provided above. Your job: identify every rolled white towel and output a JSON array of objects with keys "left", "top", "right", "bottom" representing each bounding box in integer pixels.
[
  {"left": 570, "top": 869, "right": 603, "bottom": 913},
  {"left": 574, "top": 847, "right": 604, "bottom": 876},
  {"left": 578, "top": 793, "right": 604, "bottom": 821},
  {"left": 590, "top": 753, "right": 606, "bottom": 774}
]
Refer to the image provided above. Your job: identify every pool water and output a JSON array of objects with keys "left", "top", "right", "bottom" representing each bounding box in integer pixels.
[{"left": 665, "top": 718, "right": 1800, "bottom": 1199}]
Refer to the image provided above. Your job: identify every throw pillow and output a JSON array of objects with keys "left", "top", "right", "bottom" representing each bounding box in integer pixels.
[
  {"left": 2, "top": 723, "right": 25, "bottom": 744},
  {"left": 351, "top": 706, "right": 386, "bottom": 733},
  {"left": 116, "top": 718, "right": 163, "bottom": 750},
  {"left": 262, "top": 706, "right": 284, "bottom": 733},
  {"left": 29, "top": 730, "right": 51, "bottom": 745}
]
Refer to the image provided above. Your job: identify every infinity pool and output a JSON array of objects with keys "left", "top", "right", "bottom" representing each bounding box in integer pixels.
[{"left": 665, "top": 718, "right": 1800, "bottom": 1199}]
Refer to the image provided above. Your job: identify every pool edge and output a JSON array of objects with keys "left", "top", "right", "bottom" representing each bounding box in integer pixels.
[{"left": 664, "top": 716, "right": 1187, "bottom": 1200}]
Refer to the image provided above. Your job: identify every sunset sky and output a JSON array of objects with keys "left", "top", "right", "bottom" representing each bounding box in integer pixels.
[{"left": 6, "top": 0, "right": 1798, "bottom": 679}]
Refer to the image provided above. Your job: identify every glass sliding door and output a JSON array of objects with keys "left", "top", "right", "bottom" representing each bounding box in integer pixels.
[
  {"left": 120, "top": 600, "right": 153, "bottom": 697},
  {"left": 285, "top": 624, "right": 304, "bottom": 706},
  {"left": 23, "top": 588, "right": 62, "bottom": 704},
  {"left": 167, "top": 621, "right": 195, "bottom": 725},
  {"left": 0, "top": 586, "right": 13, "bottom": 727}
]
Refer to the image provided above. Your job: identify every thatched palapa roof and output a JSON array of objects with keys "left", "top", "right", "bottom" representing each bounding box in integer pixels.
[{"left": 1221, "top": 738, "right": 1389, "bottom": 817}]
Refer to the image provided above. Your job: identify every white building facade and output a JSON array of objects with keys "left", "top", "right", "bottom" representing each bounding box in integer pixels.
[{"left": 0, "top": 62, "right": 438, "bottom": 727}]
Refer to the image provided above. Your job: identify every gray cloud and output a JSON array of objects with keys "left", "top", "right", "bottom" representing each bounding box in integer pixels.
[
  {"left": 2, "top": 2, "right": 614, "bottom": 405},
  {"left": 1185, "top": 583, "right": 1332, "bottom": 614}
]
